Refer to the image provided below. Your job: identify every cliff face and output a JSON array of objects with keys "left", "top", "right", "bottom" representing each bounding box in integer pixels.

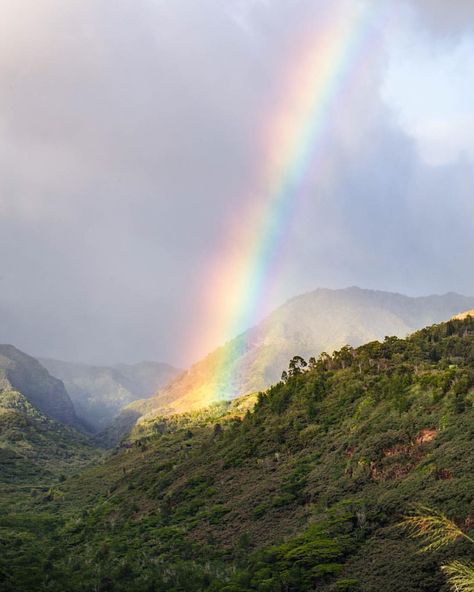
[{"left": 0, "top": 344, "right": 80, "bottom": 429}]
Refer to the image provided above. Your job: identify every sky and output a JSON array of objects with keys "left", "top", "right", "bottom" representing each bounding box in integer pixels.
[{"left": 0, "top": 0, "right": 473, "bottom": 367}]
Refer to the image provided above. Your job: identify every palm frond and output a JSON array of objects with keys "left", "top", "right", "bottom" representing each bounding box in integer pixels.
[
  {"left": 442, "top": 560, "right": 474, "bottom": 592},
  {"left": 399, "top": 505, "right": 466, "bottom": 552}
]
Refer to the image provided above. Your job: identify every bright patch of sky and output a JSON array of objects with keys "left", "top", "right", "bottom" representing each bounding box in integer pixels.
[{"left": 382, "top": 32, "right": 474, "bottom": 165}]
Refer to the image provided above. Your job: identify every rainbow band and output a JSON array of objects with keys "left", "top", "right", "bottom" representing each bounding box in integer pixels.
[{"left": 200, "top": 1, "right": 389, "bottom": 403}]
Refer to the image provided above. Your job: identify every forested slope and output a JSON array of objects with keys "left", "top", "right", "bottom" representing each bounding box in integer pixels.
[
  {"left": 0, "top": 389, "right": 100, "bottom": 483},
  {"left": 1, "top": 316, "right": 474, "bottom": 591},
  {"left": 131, "top": 288, "right": 474, "bottom": 419}
]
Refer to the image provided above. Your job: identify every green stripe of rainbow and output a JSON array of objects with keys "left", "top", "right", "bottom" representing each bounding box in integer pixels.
[{"left": 198, "top": 1, "right": 390, "bottom": 403}]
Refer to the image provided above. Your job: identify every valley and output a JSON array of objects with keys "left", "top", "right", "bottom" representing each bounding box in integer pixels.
[
  {"left": 1, "top": 311, "right": 473, "bottom": 591},
  {"left": 40, "top": 358, "right": 181, "bottom": 432}
]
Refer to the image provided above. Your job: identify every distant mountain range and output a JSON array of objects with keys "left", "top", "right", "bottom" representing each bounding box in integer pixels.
[
  {"left": 2, "top": 287, "right": 474, "bottom": 443},
  {"left": 125, "top": 287, "right": 474, "bottom": 427},
  {"left": 0, "top": 345, "right": 180, "bottom": 479},
  {"left": 39, "top": 359, "right": 181, "bottom": 432}
]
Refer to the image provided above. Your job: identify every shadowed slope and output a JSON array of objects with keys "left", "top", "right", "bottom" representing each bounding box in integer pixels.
[
  {"left": 0, "top": 345, "right": 81, "bottom": 429},
  {"left": 0, "top": 389, "right": 100, "bottom": 482}
]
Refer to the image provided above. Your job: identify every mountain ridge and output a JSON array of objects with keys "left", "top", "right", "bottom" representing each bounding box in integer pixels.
[
  {"left": 0, "top": 344, "right": 82, "bottom": 430},
  {"left": 124, "top": 287, "right": 474, "bottom": 427}
]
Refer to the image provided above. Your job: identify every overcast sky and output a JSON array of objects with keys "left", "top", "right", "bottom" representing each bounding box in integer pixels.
[{"left": 1, "top": 0, "right": 473, "bottom": 366}]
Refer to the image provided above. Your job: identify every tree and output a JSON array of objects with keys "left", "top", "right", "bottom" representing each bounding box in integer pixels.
[
  {"left": 332, "top": 345, "right": 354, "bottom": 369},
  {"left": 288, "top": 356, "right": 307, "bottom": 377}
]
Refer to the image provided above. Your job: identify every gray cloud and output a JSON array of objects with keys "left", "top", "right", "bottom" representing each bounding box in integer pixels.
[
  {"left": 0, "top": 0, "right": 473, "bottom": 365},
  {"left": 406, "top": 0, "right": 474, "bottom": 36}
]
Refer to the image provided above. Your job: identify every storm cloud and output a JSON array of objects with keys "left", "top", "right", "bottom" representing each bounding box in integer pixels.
[{"left": 0, "top": 0, "right": 473, "bottom": 365}]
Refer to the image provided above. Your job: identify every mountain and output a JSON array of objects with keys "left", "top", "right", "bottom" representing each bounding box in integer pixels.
[
  {"left": 129, "top": 287, "right": 474, "bottom": 420},
  {"left": 113, "top": 361, "right": 181, "bottom": 395},
  {"left": 40, "top": 358, "right": 181, "bottom": 431},
  {"left": 0, "top": 388, "right": 100, "bottom": 483},
  {"left": 0, "top": 345, "right": 81, "bottom": 429},
  {"left": 2, "top": 315, "right": 473, "bottom": 591},
  {"left": 0, "top": 346, "right": 98, "bottom": 483}
]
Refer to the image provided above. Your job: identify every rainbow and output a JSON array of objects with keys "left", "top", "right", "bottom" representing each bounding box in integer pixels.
[{"left": 196, "top": 1, "right": 390, "bottom": 403}]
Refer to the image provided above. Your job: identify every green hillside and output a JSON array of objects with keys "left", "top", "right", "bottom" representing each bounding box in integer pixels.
[
  {"left": 0, "top": 389, "right": 100, "bottom": 483},
  {"left": 128, "top": 288, "right": 474, "bottom": 422},
  {"left": 0, "top": 345, "right": 82, "bottom": 429},
  {"left": 1, "top": 316, "right": 474, "bottom": 591}
]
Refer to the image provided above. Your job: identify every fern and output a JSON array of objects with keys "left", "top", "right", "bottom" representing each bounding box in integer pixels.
[
  {"left": 400, "top": 505, "right": 472, "bottom": 552},
  {"left": 442, "top": 561, "right": 474, "bottom": 592},
  {"left": 400, "top": 505, "right": 474, "bottom": 592}
]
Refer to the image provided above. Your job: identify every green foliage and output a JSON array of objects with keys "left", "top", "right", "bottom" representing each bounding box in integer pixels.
[
  {"left": 0, "top": 390, "right": 100, "bottom": 483},
  {"left": 442, "top": 561, "right": 474, "bottom": 592},
  {"left": 1, "top": 316, "right": 474, "bottom": 591}
]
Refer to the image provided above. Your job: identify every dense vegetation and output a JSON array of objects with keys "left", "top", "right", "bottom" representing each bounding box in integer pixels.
[
  {"left": 1, "top": 317, "right": 474, "bottom": 591},
  {"left": 122, "top": 288, "right": 474, "bottom": 420},
  {"left": 0, "top": 389, "right": 100, "bottom": 483}
]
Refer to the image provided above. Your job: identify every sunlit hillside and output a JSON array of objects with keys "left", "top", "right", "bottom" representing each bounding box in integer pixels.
[
  {"left": 453, "top": 310, "right": 474, "bottom": 321},
  {"left": 119, "top": 288, "right": 474, "bottom": 427}
]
